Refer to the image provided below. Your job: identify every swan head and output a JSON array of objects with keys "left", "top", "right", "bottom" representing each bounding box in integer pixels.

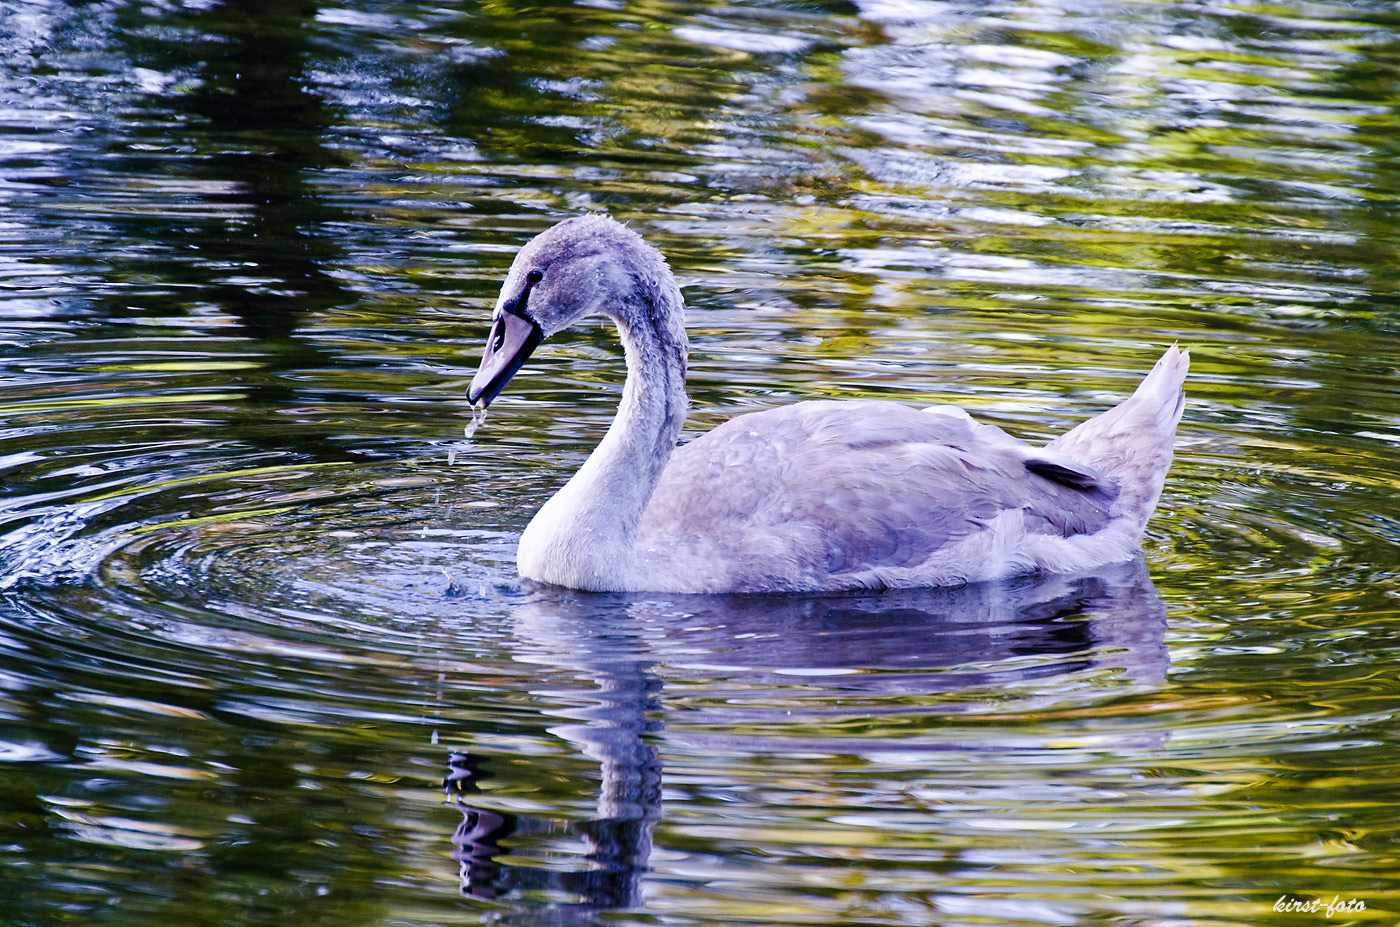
[{"left": 467, "top": 214, "right": 675, "bottom": 408}]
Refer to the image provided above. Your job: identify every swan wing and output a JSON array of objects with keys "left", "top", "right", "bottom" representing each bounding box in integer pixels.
[{"left": 638, "top": 400, "right": 1117, "bottom": 590}]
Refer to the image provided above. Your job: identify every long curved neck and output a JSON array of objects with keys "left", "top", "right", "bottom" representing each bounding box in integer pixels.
[{"left": 517, "top": 284, "right": 688, "bottom": 591}]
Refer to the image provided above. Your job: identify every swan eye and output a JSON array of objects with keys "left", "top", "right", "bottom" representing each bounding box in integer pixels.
[{"left": 526, "top": 269, "right": 543, "bottom": 285}]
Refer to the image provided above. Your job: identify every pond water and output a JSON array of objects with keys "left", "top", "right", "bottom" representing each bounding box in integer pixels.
[{"left": 2, "top": 0, "right": 1398, "bottom": 924}]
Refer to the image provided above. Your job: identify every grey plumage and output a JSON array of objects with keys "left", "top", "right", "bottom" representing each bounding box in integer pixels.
[
  {"left": 639, "top": 400, "right": 1117, "bottom": 590},
  {"left": 469, "top": 215, "right": 1190, "bottom": 594}
]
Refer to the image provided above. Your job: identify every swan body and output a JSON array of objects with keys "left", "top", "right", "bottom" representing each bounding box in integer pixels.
[{"left": 467, "top": 215, "right": 1188, "bottom": 594}]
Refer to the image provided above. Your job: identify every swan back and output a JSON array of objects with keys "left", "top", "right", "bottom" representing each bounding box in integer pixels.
[
  {"left": 630, "top": 349, "right": 1189, "bottom": 592},
  {"left": 637, "top": 400, "right": 1123, "bottom": 592}
]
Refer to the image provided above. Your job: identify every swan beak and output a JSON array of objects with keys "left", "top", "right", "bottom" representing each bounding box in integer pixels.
[{"left": 467, "top": 310, "right": 543, "bottom": 409}]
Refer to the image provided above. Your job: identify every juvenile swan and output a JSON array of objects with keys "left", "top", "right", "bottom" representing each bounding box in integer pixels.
[{"left": 467, "top": 215, "right": 1189, "bottom": 594}]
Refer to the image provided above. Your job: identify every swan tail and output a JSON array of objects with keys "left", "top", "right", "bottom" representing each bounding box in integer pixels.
[{"left": 1044, "top": 346, "right": 1189, "bottom": 535}]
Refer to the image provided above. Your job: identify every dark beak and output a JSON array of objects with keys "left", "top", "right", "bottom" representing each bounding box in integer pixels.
[{"left": 467, "top": 311, "right": 543, "bottom": 408}]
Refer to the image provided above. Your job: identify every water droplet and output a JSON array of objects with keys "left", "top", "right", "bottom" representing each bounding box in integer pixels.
[{"left": 463, "top": 402, "right": 488, "bottom": 441}]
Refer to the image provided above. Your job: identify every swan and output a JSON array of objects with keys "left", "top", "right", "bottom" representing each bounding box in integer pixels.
[{"left": 466, "top": 214, "right": 1189, "bottom": 594}]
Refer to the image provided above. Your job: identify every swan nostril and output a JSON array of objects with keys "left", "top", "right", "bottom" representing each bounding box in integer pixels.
[{"left": 491, "top": 320, "right": 505, "bottom": 353}]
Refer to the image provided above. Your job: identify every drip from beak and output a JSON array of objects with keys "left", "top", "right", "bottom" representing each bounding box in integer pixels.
[{"left": 467, "top": 310, "right": 543, "bottom": 409}]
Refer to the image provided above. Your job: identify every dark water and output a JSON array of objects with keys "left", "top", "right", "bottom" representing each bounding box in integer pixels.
[{"left": 1, "top": 0, "right": 1398, "bottom": 924}]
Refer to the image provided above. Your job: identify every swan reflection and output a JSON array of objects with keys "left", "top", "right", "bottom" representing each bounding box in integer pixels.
[{"left": 444, "top": 557, "right": 1169, "bottom": 913}]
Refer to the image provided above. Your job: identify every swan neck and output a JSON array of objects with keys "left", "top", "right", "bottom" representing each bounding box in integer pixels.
[{"left": 518, "top": 284, "right": 687, "bottom": 590}]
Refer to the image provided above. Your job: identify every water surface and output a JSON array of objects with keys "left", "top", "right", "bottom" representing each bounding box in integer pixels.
[{"left": 1, "top": 0, "right": 1398, "bottom": 924}]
